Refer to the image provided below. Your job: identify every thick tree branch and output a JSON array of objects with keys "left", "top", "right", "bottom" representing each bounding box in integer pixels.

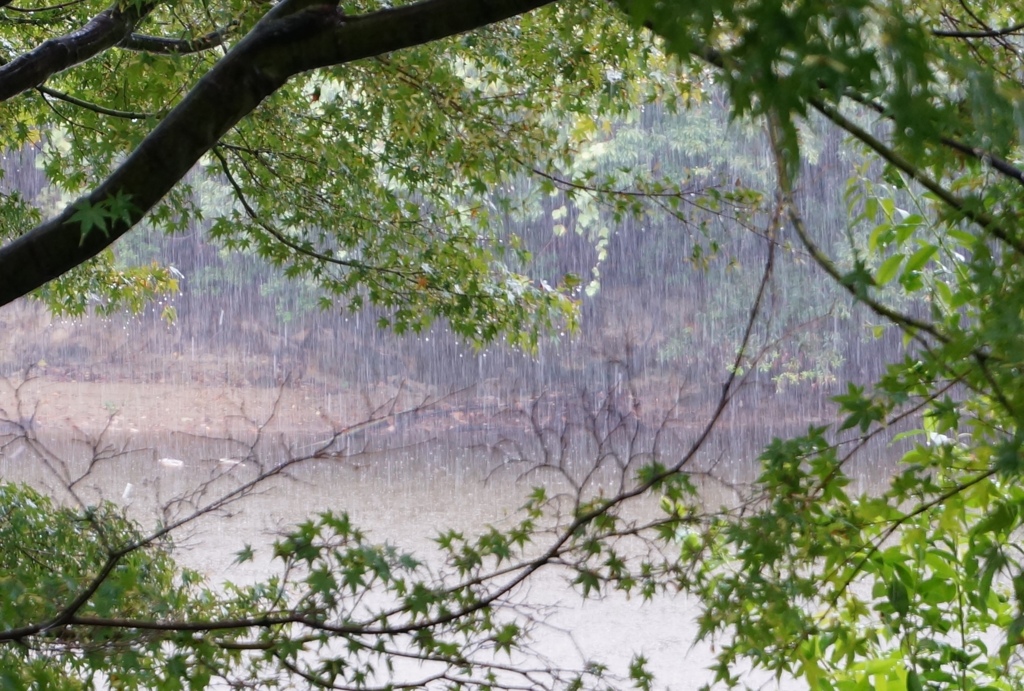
[
  {"left": 0, "top": 0, "right": 556, "bottom": 307},
  {"left": 0, "top": 0, "right": 159, "bottom": 102}
]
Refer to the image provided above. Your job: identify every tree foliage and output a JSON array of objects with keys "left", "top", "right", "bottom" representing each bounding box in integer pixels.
[
  {"left": 0, "top": 483, "right": 202, "bottom": 688},
  {"left": 1, "top": 0, "right": 678, "bottom": 348},
  {"left": 625, "top": 0, "right": 1024, "bottom": 687}
]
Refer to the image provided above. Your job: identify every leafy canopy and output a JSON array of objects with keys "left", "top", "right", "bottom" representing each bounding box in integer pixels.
[{"left": 1, "top": 0, "right": 678, "bottom": 348}]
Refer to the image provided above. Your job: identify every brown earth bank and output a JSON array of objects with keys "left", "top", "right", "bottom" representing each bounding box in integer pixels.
[
  {"left": 0, "top": 377, "right": 339, "bottom": 438},
  {"left": 0, "top": 370, "right": 725, "bottom": 439},
  {"left": 0, "top": 300, "right": 836, "bottom": 444}
]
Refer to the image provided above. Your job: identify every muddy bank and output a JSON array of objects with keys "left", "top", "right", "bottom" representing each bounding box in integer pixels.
[
  {"left": 0, "top": 299, "right": 837, "bottom": 452},
  {"left": 0, "top": 377, "right": 340, "bottom": 437}
]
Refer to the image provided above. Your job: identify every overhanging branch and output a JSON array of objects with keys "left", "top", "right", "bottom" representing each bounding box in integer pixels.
[
  {"left": 0, "top": 0, "right": 556, "bottom": 308},
  {"left": 0, "top": 0, "right": 160, "bottom": 102},
  {"left": 809, "top": 98, "right": 1024, "bottom": 256},
  {"left": 839, "top": 88, "right": 1024, "bottom": 189}
]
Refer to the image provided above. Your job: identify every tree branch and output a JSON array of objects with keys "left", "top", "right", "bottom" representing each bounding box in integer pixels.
[
  {"left": 37, "top": 85, "right": 160, "bottom": 119},
  {"left": 694, "top": 40, "right": 1024, "bottom": 194},
  {"left": 0, "top": 0, "right": 556, "bottom": 308},
  {"left": 0, "top": 0, "right": 160, "bottom": 102},
  {"left": 210, "top": 145, "right": 414, "bottom": 280},
  {"left": 933, "top": 20, "right": 1024, "bottom": 38},
  {"left": 765, "top": 109, "right": 950, "bottom": 347},
  {"left": 809, "top": 98, "right": 1024, "bottom": 256},
  {"left": 840, "top": 88, "right": 1024, "bottom": 189},
  {"left": 118, "top": 20, "right": 239, "bottom": 54}
]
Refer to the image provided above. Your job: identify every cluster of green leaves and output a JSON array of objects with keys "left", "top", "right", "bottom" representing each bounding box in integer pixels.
[
  {"left": 684, "top": 425, "right": 1024, "bottom": 691},
  {"left": 32, "top": 253, "right": 180, "bottom": 320},
  {"left": 0, "top": 483, "right": 202, "bottom": 688},
  {"left": 197, "top": 2, "right": 685, "bottom": 348},
  {"left": 0, "top": 480, "right": 650, "bottom": 690},
  {"left": 622, "top": 0, "right": 1004, "bottom": 171}
]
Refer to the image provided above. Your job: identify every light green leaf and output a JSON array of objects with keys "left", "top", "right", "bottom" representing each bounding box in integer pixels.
[{"left": 875, "top": 255, "right": 904, "bottom": 286}]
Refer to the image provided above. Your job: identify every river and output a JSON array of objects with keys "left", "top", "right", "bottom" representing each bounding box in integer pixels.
[{"left": 0, "top": 383, "right": 843, "bottom": 689}]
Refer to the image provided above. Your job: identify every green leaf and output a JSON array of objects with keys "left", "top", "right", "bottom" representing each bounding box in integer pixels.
[
  {"left": 904, "top": 244, "right": 937, "bottom": 273},
  {"left": 69, "top": 200, "right": 112, "bottom": 246},
  {"left": 875, "top": 254, "right": 904, "bottom": 286},
  {"left": 975, "top": 503, "right": 1016, "bottom": 536},
  {"left": 234, "top": 544, "right": 255, "bottom": 564},
  {"left": 887, "top": 578, "right": 909, "bottom": 617}
]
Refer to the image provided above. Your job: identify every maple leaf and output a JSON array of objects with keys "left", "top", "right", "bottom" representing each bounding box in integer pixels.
[
  {"left": 69, "top": 200, "right": 111, "bottom": 247},
  {"left": 106, "top": 190, "right": 136, "bottom": 225}
]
